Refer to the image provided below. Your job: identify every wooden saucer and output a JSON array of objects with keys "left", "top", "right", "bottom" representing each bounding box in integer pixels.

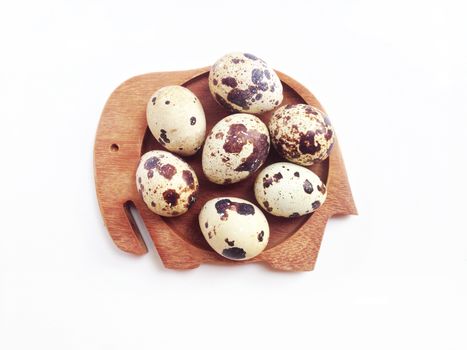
[{"left": 94, "top": 67, "right": 357, "bottom": 271}]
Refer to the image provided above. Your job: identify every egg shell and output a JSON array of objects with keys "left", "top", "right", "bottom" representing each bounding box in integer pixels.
[
  {"left": 136, "top": 150, "right": 199, "bottom": 217},
  {"left": 198, "top": 197, "right": 269, "bottom": 260},
  {"left": 254, "top": 162, "right": 327, "bottom": 217},
  {"left": 269, "top": 104, "right": 335, "bottom": 166},
  {"left": 202, "top": 113, "right": 270, "bottom": 184},
  {"left": 209, "top": 52, "right": 283, "bottom": 114},
  {"left": 147, "top": 85, "right": 206, "bottom": 156}
]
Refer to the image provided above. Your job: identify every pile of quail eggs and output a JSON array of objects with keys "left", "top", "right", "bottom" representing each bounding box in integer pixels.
[{"left": 136, "top": 52, "right": 335, "bottom": 262}]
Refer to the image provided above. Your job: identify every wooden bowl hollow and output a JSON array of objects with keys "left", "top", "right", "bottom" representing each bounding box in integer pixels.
[{"left": 94, "top": 67, "right": 357, "bottom": 271}]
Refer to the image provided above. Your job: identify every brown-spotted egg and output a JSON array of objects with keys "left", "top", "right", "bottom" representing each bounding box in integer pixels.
[
  {"left": 209, "top": 52, "right": 283, "bottom": 114},
  {"left": 199, "top": 197, "right": 269, "bottom": 260},
  {"left": 136, "top": 150, "right": 199, "bottom": 217},
  {"left": 269, "top": 104, "right": 335, "bottom": 166},
  {"left": 147, "top": 86, "right": 206, "bottom": 156},
  {"left": 254, "top": 162, "right": 327, "bottom": 217},
  {"left": 202, "top": 113, "right": 270, "bottom": 184}
]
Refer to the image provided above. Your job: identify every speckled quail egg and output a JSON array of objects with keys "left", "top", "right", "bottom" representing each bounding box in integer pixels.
[
  {"left": 202, "top": 113, "right": 270, "bottom": 185},
  {"left": 269, "top": 104, "right": 335, "bottom": 166},
  {"left": 136, "top": 150, "right": 199, "bottom": 217},
  {"left": 209, "top": 52, "right": 283, "bottom": 114},
  {"left": 254, "top": 162, "right": 327, "bottom": 217},
  {"left": 199, "top": 197, "right": 269, "bottom": 260},
  {"left": 147, "top": 85, "right": 206, "bottom": 156}
]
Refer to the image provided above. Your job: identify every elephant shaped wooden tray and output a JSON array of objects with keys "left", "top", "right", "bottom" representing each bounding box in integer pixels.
[{"left": 94, "top": 67, "right": 357, "bottom": 271}]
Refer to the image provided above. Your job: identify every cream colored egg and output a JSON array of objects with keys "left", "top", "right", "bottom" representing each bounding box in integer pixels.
[
  {"left": 147, "top": 86, "right": 206, "bottom": 156},
  {"left": 198, "top": 197, "right": 269, "bottom": 260},
  {"left": 202, "top": 113, "right": 270, "bottom": 185},
  {"left": 209, "top": 52, "right": 283, "bottom": 114},
  {"left": 269, "top": 104, "right": 335, "bottom": 166},
  {"left": 254, "top": 162, "right": 327, "bottom": 217},
  {"left": 136, "top": 150, "right": 199, "bottom": 217}
]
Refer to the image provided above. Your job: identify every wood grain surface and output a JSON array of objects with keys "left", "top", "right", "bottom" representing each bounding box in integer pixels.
[{"left": 94, "top": 67, "right": 357, "bottom": 271}]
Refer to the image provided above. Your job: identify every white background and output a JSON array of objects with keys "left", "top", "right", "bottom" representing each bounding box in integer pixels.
[{"left": 1, "top": 0, "right": 466, "bottom": 349}]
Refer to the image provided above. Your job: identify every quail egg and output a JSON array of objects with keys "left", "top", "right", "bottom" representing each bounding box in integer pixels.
[
  {"left": 269, "top": 104, "right": 334, "bottom": 166},
  {"left": 199, "top": 197, "right": 269, "bottom": 260},
  {"left": 147, "top": 85, "right": 206, "bottom": 156},
  {"left": 209, "top": 52, "right": 283, "bottom": 114},
  {"left": 136, "top": 150, "right": 199, "bottom": 217},
  {"left": 202, "top": 113, "right": 270, "bottom": 184},
  {"left": 254, "top": 162, "right": 327, "bottom": 217}
]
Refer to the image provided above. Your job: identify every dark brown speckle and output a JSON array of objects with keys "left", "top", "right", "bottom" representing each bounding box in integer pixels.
[
  {"left": 305, "top": 106, "right": 318, "bottom": 115},
  {"left": 160, "top": 129, "right": 170, "bottom": 144},
  {"left": 224, "top": 238, "right": 235, "bottom": 247},
  {"left": 251, "top": 69, "right": 264, "bottom": 85},
  {"left": 263, "top": 201, "right": 273, "bottom": 212},
  {"left": 187, "top": 194, "right": 196, "bottom": 209},
  {"left": 227, "top": 88, "right": 253, "bottom": 110},
  {"left": 263, "top": 172, "right": 282, "bottom": 188},
  {"left": 222, "top": 123, "right": 269, "bottom": 173},
  {"left": 163, "top": 189, "right": 179, "bottom": 207},
  {"left": 182, "top": 170, "right": 195, "bottom": 189},
  {"left": 263, "top": 177, "right": 273, "bottom": 188},
  {"left": 303, "top": 179, "right": 313, "bottom": 194},
  {"left": 144, "top": 156, "right": 160, "bottom": 170},
  {"left": 215, "top": 199, "right": 255, "bottom": 220},
  {"left": 215, "top": 93, "right": 236, "bottom": 112},
  {"left": 159, "top": 164, "right": 176, "bottom": 180},
  {"left": 244, "top": 53, "right": 258, "bottom": 60},
  {"left": 273, "top": 172, "right": 283, "bottom": 182},
  {"left": 251, "top": 69, "right": 268, "bottom": 91},
  {"left": 257, "top": 231, "right": 264, "bottom": 242},
  {"left": 222, "top": 77, "right": 238, "bottom": 88},
  {"left": 143, "top": 156, "right": 180, "bottom": 180},
  {"left": 222, "top": 247, "right": 246, "bottom": 260},
  {"left": 299, "top": 130, "right": 320, "bottom": 155}
]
